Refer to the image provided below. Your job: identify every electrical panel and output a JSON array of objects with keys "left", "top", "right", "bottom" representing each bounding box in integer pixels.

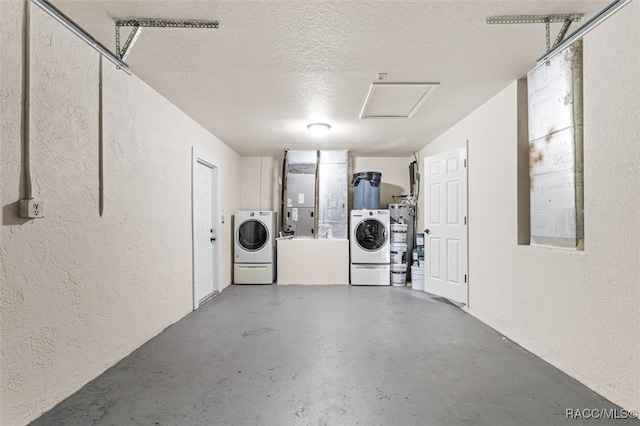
[
  {"left": 286, "top": 174, "right": 316, "bottom": 208},
  {"left": 285, "top": 207, "right": 315, "bottom": 237},
  {"left": 283, "top": 150, "right": 317, "bottom": 238}
]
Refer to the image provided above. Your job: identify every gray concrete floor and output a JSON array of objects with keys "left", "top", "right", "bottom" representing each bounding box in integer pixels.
[{"left": 31, "top": 285, "right": 638, "bottom": 426}]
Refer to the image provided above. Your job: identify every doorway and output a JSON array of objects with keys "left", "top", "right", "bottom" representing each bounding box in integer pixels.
[
  {"left": 192, "top": 148, "right": 220, "bottom": 310},
  {"left": 423, "top": 145, "right": 468, "bottom": 305}
]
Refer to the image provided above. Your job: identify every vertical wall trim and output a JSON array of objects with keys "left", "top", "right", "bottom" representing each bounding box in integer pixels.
[
  {"left": 259, "top": 157, "right": 263, "bottom": 210},
  {"left": 516, "top": 78, "right": 531, "bottom": 245},
  {"left": 98, "top": 56, "right": 104, "bottom": 216},
  {"left": 465, "top": 140, "right": 470, "bottom": 309}
]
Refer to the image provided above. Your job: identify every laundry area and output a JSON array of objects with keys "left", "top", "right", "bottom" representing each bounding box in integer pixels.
[
  {"left": 232, "top": 149, "right": 459, "bottom": 299},
  {"left": 1, "top": 1, "right": 639, "bottom": 425},
  {"left": 236, "top": 150, "right": 428, "bottom": 289}
]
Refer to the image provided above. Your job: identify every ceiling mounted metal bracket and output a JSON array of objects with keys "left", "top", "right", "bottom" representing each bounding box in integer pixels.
[
  {"left": 118, "top": 25, "right": 142, "bottom": 61},
  {"left": 115, "top": 18, "right": 219, "bottom": 60},
  {"left": 486, "top": 14, "right": 584, "bottom": 52}
]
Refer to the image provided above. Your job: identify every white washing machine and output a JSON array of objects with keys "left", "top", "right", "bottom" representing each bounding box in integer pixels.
[
  {"left": 234, "top": 211, "right": 276, "bottom": 284},
  {"left": 350, "top": 209, "right": 390, "bottom": 285}
]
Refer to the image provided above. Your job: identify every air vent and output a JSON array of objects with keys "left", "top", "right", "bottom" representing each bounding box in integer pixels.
[{"left": 360, "top": 82, "right": 439, "bottom": 119}]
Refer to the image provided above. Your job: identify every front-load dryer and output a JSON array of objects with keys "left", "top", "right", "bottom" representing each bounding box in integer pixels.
[
  {"left": 234, "top": 211, "right": 276, "bottom": 284},
  {"left": 350, "top": 209, "right": 390, "bottom": 285}
]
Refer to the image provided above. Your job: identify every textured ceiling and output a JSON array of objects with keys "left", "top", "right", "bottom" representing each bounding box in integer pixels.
[{"left": 52, "top": 0, "right": 611, "bottom": 156}]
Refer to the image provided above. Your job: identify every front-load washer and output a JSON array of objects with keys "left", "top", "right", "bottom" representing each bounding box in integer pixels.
[
  {"left": 350, "top": 209, "right": 390, "bottom": 285},
  {"left": 234, "top": 211, "right": 276, "bottom": 284}
]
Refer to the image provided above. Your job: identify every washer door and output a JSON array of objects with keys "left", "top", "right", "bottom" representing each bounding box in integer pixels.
[
  {"left": 238, "top": 220, "right": 268, "bottom": 251},
  {"left": 355, "top": 219, "right": 387, "bottom": 251}
]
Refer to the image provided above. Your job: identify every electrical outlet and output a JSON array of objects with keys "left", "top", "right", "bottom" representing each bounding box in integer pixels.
[{"left": 19, "top": 199, "right": 45, "bottom": 219}]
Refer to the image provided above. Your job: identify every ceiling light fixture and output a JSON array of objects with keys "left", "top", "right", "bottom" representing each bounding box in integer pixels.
[{"left": 307, "top": 123, "right": 331, "bottom": 134}]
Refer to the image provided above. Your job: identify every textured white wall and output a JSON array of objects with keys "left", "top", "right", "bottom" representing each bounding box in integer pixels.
[
  {"left": 0, "top": 4, "right": 241, "bottom": 425},
  {"left": 240, "top": 157, "right": 276, "bottom": 211},
  {"left": 419, "top": 4, "right": 639, "bottom": 410},
  {"left": 277, "top": 239, "right": 349, "bottom": 284}
]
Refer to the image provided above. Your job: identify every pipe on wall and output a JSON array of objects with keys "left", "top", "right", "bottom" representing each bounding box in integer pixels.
[{"left": 537, "top": 0, "right": 634, "bottom": 64}]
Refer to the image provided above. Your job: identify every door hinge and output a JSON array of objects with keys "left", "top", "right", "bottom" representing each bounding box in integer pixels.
[
  {"left": 464, "top": 216, "right": 467, "bottom": 225},
  {"left": 464, "top": 274, "right": 467, "bottom": 283},
  {"left": 464, "top": 159, "right": 467, "bottom": 168}
]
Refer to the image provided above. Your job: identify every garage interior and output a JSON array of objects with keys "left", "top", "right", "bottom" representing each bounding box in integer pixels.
[{"left": 1, "top": 0, "right": 638, "bottom": 425}]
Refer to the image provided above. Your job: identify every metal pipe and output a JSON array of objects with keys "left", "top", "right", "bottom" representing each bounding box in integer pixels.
[
  {"left": 98, "top": 56, "right": 104, "bottom": 217},
  {"left": 31, "top": 0, "right": 130, "bottom": 74},
  {"left": 537, "top": 0, "right": 634, "bottom": 64},
  {"left": 23, "top": 0, "right": 32, "bottom": 200}
]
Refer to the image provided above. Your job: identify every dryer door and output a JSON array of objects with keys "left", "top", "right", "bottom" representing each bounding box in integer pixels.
[
  {"left": 238, "top": 220, "right": 269, "bottom": 251},
  {"left": 355, "top": 219, "right": 387, "bottom": 251}
]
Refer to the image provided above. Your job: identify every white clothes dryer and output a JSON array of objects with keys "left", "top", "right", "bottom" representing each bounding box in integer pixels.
[
  {"left": 350, "top": 209, "right": 390, "bottom": 285},
  {"left": 234, "top": 211, "right": 276, "bottom": 284}
]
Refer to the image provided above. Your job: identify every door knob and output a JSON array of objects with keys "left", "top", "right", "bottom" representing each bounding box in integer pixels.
[
  {"left": 425, "top": 229, "right": 431, "bottom": 234},
  {"left": 211, "top": 237, "right": 216, "bottom": 242}
]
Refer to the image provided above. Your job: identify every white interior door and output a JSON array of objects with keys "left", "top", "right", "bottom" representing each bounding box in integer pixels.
[
  {"left": 193, "top": 149, "right": 220, "bottom": 310},
  {"left": 424, "top": 145, "right": 468, "bottom": 304}
]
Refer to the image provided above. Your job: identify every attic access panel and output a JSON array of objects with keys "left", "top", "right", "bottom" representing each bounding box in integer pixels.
[{"left": 360, "top": 83, "right": 439, "bottom": 119}]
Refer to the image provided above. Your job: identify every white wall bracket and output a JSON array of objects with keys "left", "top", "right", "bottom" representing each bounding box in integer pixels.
[
  {"left": 115, "top": 19, "right": 219, "bottom": 60},
  {"left": 486, "top": 14, "right": 584, "bottom": 53}
]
